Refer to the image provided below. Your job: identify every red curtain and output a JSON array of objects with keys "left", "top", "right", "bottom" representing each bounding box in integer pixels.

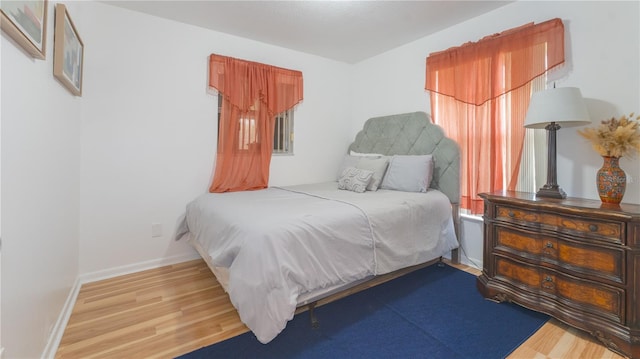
[
  {"left": 425, "top": 18, "right": 564, "bottom": 213},
  {"left": 208, "top": 54, "right": 303, "bottom": 192}
]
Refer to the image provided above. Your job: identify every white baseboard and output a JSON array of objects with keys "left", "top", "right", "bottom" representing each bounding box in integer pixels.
[
  {"left": 78, "top": 252, "right": 201, "bottom": 285},
  {"left": 461, "top": 255, "right": 483, "bottom": 270},
  {"left": 42, "top": 252, "right": 201, "bottom": 358},
  {"left": 41, "top": 277, "right": 81, "bottom": 359}
]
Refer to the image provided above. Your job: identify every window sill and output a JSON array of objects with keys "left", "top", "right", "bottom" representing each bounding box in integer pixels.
[{"left": 460, "top": 213, "right": 483, "bottom": 223}]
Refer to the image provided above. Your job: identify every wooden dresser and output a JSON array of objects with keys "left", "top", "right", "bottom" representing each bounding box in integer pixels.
[{"left": 477, "top": 191, "right": 640, "bottom": 358}]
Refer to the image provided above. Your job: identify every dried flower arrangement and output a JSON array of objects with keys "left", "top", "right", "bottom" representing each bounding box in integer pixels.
[{"left": 578, "top": 112, "right": 640, "bottom": 158}]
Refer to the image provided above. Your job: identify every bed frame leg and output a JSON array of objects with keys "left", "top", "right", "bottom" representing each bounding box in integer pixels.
[
  {"left": 308, "top": 302, "right": 319, "bottom": 329},
  {"left": 451, "top": 204, "right": 461, "bottom": 264}
]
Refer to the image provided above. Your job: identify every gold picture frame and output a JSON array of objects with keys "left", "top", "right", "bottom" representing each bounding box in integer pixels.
[
  {"left": 0, "top": 0, "right": 48, "bottom": 59},
  {"left": 53, "top": 3, "right": 83, "bottom": 96}
]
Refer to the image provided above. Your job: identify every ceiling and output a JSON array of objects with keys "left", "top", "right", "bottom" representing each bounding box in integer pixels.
[{"left": 103, "top": 1, "right": 513, "bottom": 64}]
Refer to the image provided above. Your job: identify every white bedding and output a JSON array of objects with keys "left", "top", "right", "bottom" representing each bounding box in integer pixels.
[{"left": 175, "top": 182, "right": 458, "bottom": 344}]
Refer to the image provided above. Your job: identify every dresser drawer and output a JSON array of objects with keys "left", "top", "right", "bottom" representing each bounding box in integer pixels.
[
  {"left": 495, "top": 205, "right": 624, "bottom": 243},
  {"left": 494, "top": 256, "right": 624, "bottom": 324},
  {"left": 494, "top": 225, "right": 624, "bottom": 284}
]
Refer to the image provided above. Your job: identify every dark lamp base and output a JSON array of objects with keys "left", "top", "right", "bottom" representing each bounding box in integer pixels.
[{"left": 536, "top": 184, "right": 567, "bottom": 199}]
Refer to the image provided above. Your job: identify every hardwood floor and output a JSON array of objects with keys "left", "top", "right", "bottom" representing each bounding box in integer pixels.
[{"left": 55, "top": 259, "right": 625, "bottom": 359}]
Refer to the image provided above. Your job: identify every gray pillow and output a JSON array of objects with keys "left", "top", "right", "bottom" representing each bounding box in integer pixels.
[
  {"left": 336, "top": 155, "right": 389, "bottom": 191},
  {"left": 338, "top": 167, "right": 374, "bottom": 193},
  {"left": 380, "top": 155, "right": 434, "bottom": 192},
  {"left": 356, "top": 156, "right": 389, "bottom": 191}
]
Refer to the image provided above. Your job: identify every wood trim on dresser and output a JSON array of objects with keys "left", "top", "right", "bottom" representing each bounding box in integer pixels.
[{"left": 476, "top": 191, "right": 640, "bottom": 359}]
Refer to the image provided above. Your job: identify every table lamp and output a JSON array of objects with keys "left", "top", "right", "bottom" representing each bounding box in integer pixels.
[{"left": 524, "top": 87, "right": 590, "bottom": 199}]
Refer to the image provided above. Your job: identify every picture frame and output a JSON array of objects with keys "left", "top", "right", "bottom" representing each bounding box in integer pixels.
[
  {"left": 53, "top": 3, "right": 83, "bottom": 96},
  {"left": 0, "top": 0, "right": 48, "bottom": 59}
]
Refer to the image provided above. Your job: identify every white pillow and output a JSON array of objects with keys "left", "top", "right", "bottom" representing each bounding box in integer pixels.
[
  {"left": 336, "top": 155, "right": 360, "bottom": 180},
  {"left": 349, "top": 150, "right": 384, "bottom": 157},
  {"left": 338, "top": 167, "right": 374, "bottom": 193},
  {"left": 380, "top": 155, "right": 434, "bottom": 192}
]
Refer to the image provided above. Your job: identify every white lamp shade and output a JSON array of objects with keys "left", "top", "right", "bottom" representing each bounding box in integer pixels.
[{"left": 524, "top": 87, "right": 591, "bottom": 129}]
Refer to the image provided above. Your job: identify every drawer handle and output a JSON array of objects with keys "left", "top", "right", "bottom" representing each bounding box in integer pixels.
[
  {"left": 589, "top": 224, "right": 598, "bottom": 232},
  {"left": 542, "top": 275, "right": 555, "bottom": 290},
  {"left": 542, "top": 242, "right": 556, "bottom": 257},
  {"left": 508, "top": 210, "right": 515, "bottom": 218}
]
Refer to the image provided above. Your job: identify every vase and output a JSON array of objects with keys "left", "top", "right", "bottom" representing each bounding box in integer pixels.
[{"left": 596, "top": 156, "right": 626, "bottom": 204}]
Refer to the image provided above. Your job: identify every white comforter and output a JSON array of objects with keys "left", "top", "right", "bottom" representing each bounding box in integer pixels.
[{"left": 175, "top": 182, "right": 457, "bottom": 344}]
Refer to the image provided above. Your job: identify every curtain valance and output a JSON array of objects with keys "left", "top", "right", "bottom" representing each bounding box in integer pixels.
[
  {"left": 208, "top": 54, "right": 304, "bottom": 115},
  {"left": 425, "top": 18, "right": 564, "bottom": 106}
]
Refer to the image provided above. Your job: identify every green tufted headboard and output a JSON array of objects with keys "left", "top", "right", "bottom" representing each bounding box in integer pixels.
[{"left": 348, "top": 111, "right": 461, "bottom": 205}]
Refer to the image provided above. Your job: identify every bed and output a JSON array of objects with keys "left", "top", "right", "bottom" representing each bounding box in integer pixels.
[{"left": 174, "top": 111, "right": 461, "bottom": 344}]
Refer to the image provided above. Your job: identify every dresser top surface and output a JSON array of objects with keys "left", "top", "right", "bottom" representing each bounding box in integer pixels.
[{"left": 480, "top": 191, "right": 640, "bottom": 216}]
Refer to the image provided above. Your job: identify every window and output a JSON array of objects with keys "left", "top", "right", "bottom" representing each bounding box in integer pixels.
[
  {"left": 273, "top": 109, "right": 294, "bottom": 155},
  {"left": 217, "top": 96, "right": 294, "bottom": 155},
  {"left": 430, "top": 72, "right": 548, "bottom": 214},
  {"left": 426, "top": 19, "right": 564, "bottom": 214},
  {"left": 208, "top": 53, "right": 303, "bottom": 192},
  {"left": 515, "top": 77, "right": 547, "bottom": 194}
]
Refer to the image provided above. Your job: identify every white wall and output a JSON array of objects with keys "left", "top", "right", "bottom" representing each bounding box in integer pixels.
[
  {"left": 1, "top": 1, "right": 83, "bottom": 357},
  {"left": 350, "top": 1, "right": 640, "bottom": 267},
  {"left": 77, "top": 2, "right": 353, "bottom": 276}
]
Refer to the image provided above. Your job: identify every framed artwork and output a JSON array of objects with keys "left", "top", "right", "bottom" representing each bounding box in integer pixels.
[
  {"left": 53, "top": 3, "right": 83, "bottom": 96},
  {"left": 0, "top": 0, "right": 48, "bottom": 59}
]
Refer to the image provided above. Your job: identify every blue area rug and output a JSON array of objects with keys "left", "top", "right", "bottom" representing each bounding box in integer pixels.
[{"left": 177, "top": 263, "right": 548, "bottom": 359}]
